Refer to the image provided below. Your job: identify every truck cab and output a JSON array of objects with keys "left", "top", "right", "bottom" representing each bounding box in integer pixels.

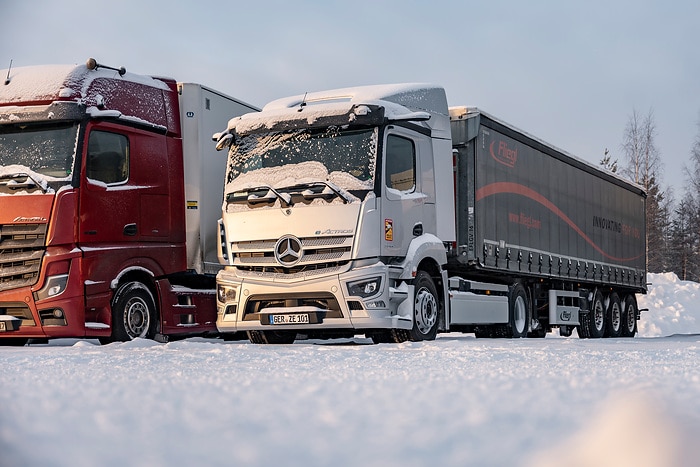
[
  {"left": 214, "top": 84, "right": 454, "bottom": 343},
  {"left": 0, "top": 60, "right": 256, "bottom": 344}
]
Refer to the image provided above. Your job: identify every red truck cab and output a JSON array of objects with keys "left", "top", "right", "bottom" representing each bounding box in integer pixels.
[{"left": 0, "top": 59, "right": 256, "bottom": 344}]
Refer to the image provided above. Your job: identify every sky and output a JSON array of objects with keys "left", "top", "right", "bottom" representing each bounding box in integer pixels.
[{"left": 2, "top": 0, "right": 699, "bottom": 196}]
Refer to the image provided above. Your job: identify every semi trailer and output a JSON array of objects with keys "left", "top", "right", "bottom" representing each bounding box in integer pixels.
[
  {"left": 0, "top": 59, "right": 257, "bottom": 345},
  {"left": 213, "top": 83, "right": 646, "bottom": 343}
]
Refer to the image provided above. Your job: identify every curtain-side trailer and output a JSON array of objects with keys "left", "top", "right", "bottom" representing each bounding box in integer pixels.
[{"left": 448, "top": 107, "right": 646, "bottom": 338}]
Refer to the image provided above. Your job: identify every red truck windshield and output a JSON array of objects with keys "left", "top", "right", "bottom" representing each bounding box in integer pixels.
[{"left": 0, "top": 123, "right": 78, "bottom": 190}]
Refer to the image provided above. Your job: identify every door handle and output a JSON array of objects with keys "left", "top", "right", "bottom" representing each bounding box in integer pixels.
[{"left": 123, "top": 223, "right": 138, "bottom": 236}]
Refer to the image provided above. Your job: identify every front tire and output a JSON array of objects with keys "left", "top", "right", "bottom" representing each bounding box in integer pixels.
[
  {"left": 109, "top": 281, "right": 158, "bottom": 342},
  {"left": 408, "top": 271, "right": 439, "bottom": 341},
  {"left": 248, "top": 330, "right": 296, "bottom": 344}
]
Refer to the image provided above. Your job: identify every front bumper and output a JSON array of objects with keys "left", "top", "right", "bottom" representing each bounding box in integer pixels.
[{"left": 216, "top": 262, "right": 413, "bottom": 334}]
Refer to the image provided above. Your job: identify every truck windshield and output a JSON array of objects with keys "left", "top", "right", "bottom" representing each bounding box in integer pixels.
[
  {"left": 0, "top": 123, "right": 78, "bottom": 191},
  {"left": 226, "top": 126, "right": 377, "bottom": 192}
]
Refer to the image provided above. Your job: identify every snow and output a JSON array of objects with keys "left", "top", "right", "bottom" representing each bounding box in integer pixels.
[
  {"left": 2, "top": 272, "right": 700, "bottom": 467},
  {"left": 226, "top": 160, "right": 368, "bottom": 195}
]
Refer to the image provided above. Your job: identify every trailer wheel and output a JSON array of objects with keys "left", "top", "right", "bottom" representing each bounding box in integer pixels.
[
  {"left": 605, "top": 293, "right": 623, "bottom": 338},
  {"left": 248, "top": 330, "right": 296, "bottom": 344},
  {"left": 408, "top": 271, "right": 439, "bottom": 341},
  {"left": 579, "top": 290, "right": 605, "bottom": 338},
  {"left": 621, "top": 294, "right": 638, "bottom": 337},
  {"left": 110, "top": 281, "right": 158, "bottom": 342},
  {"left": 507, "top": 283, "right": 529, "bottom": 338}
]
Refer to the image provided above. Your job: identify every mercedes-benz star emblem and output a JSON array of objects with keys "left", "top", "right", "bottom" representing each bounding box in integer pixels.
[{"left": 274, "top": 235, "right": 303, "bottom": 267}]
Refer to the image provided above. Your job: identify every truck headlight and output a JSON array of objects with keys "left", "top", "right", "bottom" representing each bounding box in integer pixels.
[
  {"left": 347, "top": 277, "right": 382, "bottom": 299},
  {"left": 33, "top": 274, "right": 69, "bottom": 301},
  {"left": 217, "top": 284, "right": 237, "bottom": 304}
]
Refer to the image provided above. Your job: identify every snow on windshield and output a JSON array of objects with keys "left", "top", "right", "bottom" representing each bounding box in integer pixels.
[
  {"left": 0, "top": 123, "right": 77, "bottom": 194},
  {"left": 225, "top": 127, "right": 377, "bottom": 194}
]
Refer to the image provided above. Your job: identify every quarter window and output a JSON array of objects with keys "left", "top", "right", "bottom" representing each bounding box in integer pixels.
[
  {"left": 86, "top": 131, "right": 129, "bottom": 184},
  {"left": 385, "top": 134, "right": 415, "bottom": 192}
]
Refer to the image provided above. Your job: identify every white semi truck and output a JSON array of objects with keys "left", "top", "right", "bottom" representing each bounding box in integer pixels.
[{"left": 213, "top": 84, "right": 646, "bottom": 344}]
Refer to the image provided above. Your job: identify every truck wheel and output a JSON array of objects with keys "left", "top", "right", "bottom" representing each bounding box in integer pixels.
[
  {"left": 248, "top": 330, "right": 296, "bottom": 344},
  {"left": 110, "top": 281, "right": 158, "bottom": 342},
  {"left": 0, "top": 338, "right": 28, "bottom": 346},
  {"left": 621, "top": 294, "right": 638, "bottom": 337},
  {"left": 507, "top": 283, "right": 529, "bottom": 338},
  {"left": 369, "top": 329, "right": 409, "bottom": 344},
  {"left": 579, "top": 290, "right": 605, "bottom": 338},
  {"left": 408, "top": 271, "right": 439, "bottom": 341},
  {"left": 605, "top": 293, "right": 623, "bottom": 338}
]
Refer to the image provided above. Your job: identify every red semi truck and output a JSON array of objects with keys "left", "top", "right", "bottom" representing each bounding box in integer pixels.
[{"left": 0, "top": 59, "right": 256, "bottom": 345}]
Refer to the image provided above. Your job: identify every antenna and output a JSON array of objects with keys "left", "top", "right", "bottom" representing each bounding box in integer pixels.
[
  {"left": 298, "top": 92, "right": 308, "bottom": 112},
  {"left": 4, "top": 59, "right": 12, "bottom": 85}
]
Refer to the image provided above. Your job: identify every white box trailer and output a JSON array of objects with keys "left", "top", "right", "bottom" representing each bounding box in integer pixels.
[{"left": 179, "top": 84, "right": 259, "bottom": 275}]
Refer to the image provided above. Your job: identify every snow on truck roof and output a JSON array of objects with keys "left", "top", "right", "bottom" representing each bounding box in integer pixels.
[
  {"left": 227, "top": 83, "right": 450, "bottom": 137},
  {"left": 0, "top": 63, "right": 169, "bottom": 105},
  {"left": 0, "top": 61, "right": 176, "bottom": 132}
]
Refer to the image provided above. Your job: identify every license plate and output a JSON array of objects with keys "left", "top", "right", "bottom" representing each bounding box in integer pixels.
[{"left": 269, "top": 313, "right": 309, "bottom": 325}]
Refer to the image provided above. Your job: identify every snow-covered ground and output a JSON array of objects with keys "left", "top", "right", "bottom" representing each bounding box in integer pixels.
[{"left": 2, "top": 273, "right": 700, "bottom": 467}]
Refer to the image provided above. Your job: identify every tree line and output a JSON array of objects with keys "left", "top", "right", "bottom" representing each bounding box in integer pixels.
[{"left": 600, "top": 109, "right": 700, "bottom": 282}]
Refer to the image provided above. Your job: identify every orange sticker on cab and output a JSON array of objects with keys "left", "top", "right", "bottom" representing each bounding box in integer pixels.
[{"left": 384, "top": 219, "right": 393, "bottom": 241}]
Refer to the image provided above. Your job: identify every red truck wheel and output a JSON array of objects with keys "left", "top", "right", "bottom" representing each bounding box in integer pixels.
[{"left": 111, "top": 281, "right": 158, "bottom": 342}]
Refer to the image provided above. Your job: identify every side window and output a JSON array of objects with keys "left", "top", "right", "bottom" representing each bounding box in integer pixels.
[
  {"left": 86, "top": 130, "right": 129, "bottom": 184},
  {"left": 385, "top": 134, "right": 415, "bottom": 192}
]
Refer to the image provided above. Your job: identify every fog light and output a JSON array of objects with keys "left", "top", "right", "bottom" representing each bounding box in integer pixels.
[
  {"left": 365, "top": 300, "right": 386, "bottom": 309},
  {"left": 53, "top": 309, "right": 64, "bottom": 319}
]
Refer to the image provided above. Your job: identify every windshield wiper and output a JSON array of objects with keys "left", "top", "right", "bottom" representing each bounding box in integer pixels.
[
  {"left": 294, "top": 181, "right": 351, "bottom": 204},
  {"left": 0, "top": 172, "right": 47, "bottom": 193},
  {"left": 227, "top": 185, "right": 293, "bottom": 207}
]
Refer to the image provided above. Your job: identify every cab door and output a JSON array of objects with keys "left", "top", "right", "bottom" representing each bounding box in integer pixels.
[
  {"left": 380, "top": 127, "right": 427, "bottom": 257},
  {"left": 79, "top": 125, "right": 139, "bottom": 245}
]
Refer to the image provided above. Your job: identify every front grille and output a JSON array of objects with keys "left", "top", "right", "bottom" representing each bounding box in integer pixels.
[
  {"left": 232, "top": 235, "right": 353, "bottom": 276},
  {"left": 0, "top": 224, "right": 46, "bottom": 292},
  {"left": 243, "top": 292, "right": 343, "bottom": 321}
]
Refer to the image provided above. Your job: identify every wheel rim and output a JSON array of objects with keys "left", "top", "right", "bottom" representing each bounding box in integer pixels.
[
  {"left": 514, "top": 295, "right": 527, "bottom": 334},
  {"left": 414, "top": 287, "right": 438, "bottom": 335},
  {"left": 123, "top": 296, "right": 150, "bottom": 338},
  {"left": 610, "top": 302, "right": 621, "bottom": 332},
  {"left": 626, "top": 302, "right": 636, "bottom": 332},
  {"left": 593, "top": 298, "right": 605, "bottom": 331}
]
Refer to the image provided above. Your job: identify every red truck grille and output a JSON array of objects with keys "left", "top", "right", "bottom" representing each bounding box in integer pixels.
[{"left": 0, "top": 223, "right": 46, "bottom": 292}]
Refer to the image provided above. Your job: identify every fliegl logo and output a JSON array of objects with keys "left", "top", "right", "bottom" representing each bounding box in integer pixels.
[{"left": 490, "top": 140, "right": 518, "bottom": 168}]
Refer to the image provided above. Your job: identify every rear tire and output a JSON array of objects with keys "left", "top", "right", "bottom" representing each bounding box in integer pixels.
[
  {"left": 110, "top": 281, "right": 158, "bottom": 342},
  {"left": 408, "top": 271, "right": 439, "bottom": 342},
  {"left": 579, "top": 290, "right": 605, "bottom": 338},
  {"left": 507, "top": 283, "right": 529, "bottom": 338},
  {"left": 605, "top": 293, "right": 623, "bottom": 338},
  {"left": 621, "top": 294, "right": 638, "bottom": 337}
]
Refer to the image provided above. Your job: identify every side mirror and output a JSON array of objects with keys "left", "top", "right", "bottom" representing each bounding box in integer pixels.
[{"left": 213, "top": 132, "right": 234, "bottom": 151}]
